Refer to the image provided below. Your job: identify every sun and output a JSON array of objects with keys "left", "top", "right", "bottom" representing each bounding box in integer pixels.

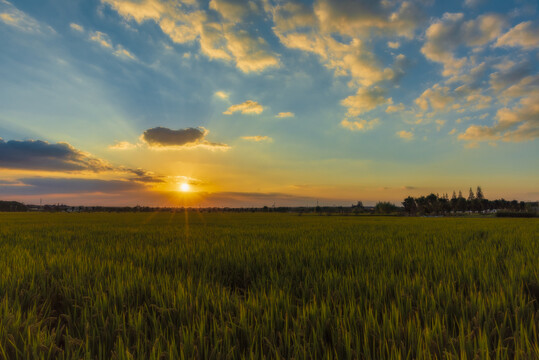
[{"left": 179, "top": 183, "right": 191, "bottom": 192}]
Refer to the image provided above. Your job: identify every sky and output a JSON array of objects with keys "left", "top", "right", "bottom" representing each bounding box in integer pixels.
[{"left": 0, "top": 0, "right": 538, "bottom": 207}]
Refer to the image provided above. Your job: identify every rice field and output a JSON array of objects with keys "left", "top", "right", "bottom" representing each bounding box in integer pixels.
[{"left": 0, "top": 212, "right": 538, "bottom": 359}]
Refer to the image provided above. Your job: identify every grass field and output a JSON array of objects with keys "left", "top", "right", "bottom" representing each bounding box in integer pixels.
[{"left": 0, "top": 213, "right": 537, "bottom": 359}]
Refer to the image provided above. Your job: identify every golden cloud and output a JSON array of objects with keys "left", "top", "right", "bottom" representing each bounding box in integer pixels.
[{"left": 223, "top": 100, "right": 264, "bottom": 115}]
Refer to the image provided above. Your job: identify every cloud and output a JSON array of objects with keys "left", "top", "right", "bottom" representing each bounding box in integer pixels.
[
  {"left": 0, "top": 177, "right": 145, "bottom": 196},
  {"left": 341, "top": 118, "right": 379, "bottom": 132},
  {"left": 209, "top": 0, "right": 249, "bottom": 22},
  {"left": 275, "top": 112, "right": 294, "bottom": 118},
  {"left": 397, "top": 130, "right": 414, "bottom": 140},
  {"left": 69, "top": 23, "right": 84, "bottom": 32},
  {"left": 415, "top": 84, "right": 455, "bottom": 112},
  {"left": 341, "top": 86, "right": 389, "bottom": 117},
  {"left": 102, "top": 0, "right": 279, "bottom": 73},
  {"left": 435, "top": 119, "right": 446, "bottom": 131},
  {"left": 141, "top": 126, "right": 229, "bottom": 150},
  {"left": 223, "top": 100, "right": 263, "bottom": 115},
  {"left": 421, "top": 13, "right": 505, "bottom": 76},
  {"left": 223, "top": 28, "right": 280, "bottom": 72},
  {"left": 214, "top": 91, "right": 229, "bottom": 99},
  {"left": 241, "top": 135, "right": 273, "bottom": 142},
  {"left": 0, "top": 138, "right": 112, "bottom": 172},
  {"left": 489, "top": 60, "right": 534, "bottom": 93},
  {"left": 89, "top": 30, "right": 113, "bottom": 48},
  {"left": 108, "top": 141, "right": 138, "bottom": 150},
  {"left": 387, "top": 41, "right": 400, "bottom": 49},
  {"left": 311, "top": 0, "right": 426, "bottom": 38},
  {"left": 88, "top": 30, "right": 137, "bottom": 60},
  {"left": 385, "top": 103, "right": 405, "bottom": 113},
  {"left": 458, "top": 89, "right": 539, "bottom": 142},
  {"left": 123, "top": 168, "right": 165, "bottom": 183},
  {"left": 0, "top": 138, "right": 166, "bottom": 185},
  {"left": 0, "top": 0, "right": 53, "bottom": 34},
  {"left": 495, "top": 21, "right": 539, "bottom": 49},
  {"left": 265, "top": 1, "right": 423, "bottom": 129}
]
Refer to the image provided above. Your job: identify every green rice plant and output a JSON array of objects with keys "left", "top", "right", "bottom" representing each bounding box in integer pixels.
[{"left": 0, "top": 213, "right": 537, "bottom": 359}]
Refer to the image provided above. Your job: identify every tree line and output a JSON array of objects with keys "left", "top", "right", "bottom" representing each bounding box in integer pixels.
[{"left": 402, "top": 186, "right": 537, "bottom": 215}]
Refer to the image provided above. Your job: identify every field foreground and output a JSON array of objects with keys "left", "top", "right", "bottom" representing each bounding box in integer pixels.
[{"left": 0, "top": 213, "right": 538, "bottom": 359}]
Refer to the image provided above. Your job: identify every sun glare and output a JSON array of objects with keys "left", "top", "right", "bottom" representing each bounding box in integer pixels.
[{"left": 179, "top": 183, "right": 191, "bottom": 192}]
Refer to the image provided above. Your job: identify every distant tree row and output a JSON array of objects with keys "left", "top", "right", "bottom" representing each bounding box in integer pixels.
[
  {"left": 402, "top": 186, "right": 537, "bottom": 215},
  {"left": 0, "top": 201, "right": 28, "bottom": 211}
]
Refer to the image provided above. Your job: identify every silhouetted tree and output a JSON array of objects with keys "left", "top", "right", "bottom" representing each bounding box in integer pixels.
[
  {"left": 476, "top": 186, "right": 484, "bottom": 200},
  {"left": 402, "top": 196, "right": 417, "bottom": 215},
  {"left": 375, "top": 202, "right": 398, "bottom": 214},
  {"left": 457, "top": 191, "right": 467, "bottom": 212},
  {"left": 467, "top": 188, "right": 475, "bottom": 202}
]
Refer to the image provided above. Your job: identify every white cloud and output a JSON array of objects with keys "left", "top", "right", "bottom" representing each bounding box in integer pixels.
[
  {"left": 397, "top": 130, "right": 414, "bottom": 140},
  {"left": 0, "top": 0, "right": 53, "bottom": 34},
  {"left": 341, "top": 118, "right": 379, "bottom": 132},
  {"left": 421, "top": 13, "right": 505, "bottom": 76},
  {"left": 495, "top": 21, "right": 539, "bottom": 50},
  {"left": 387, "top": 41, "right": 400, "bottom": 49},
  {"left": 209, "top": 0, "right": 249, "bottom": 22},
  {"left": 415, "top": 84, "right": 454, "bottom": 112},
  {"left": 102, "top": 0, "right": 279, "bottom": 73},
  {"left": 89, "top": 30, "right": 113, "bottom": 48},
  {"left": 265, "top": 0, "right": 423, "bottom": 128},
  {"left": 458, "top": 89, "right": 539, "bottom": 142},
  {"left": 341, "top": 86, "right": 389, "bottom": 117},
  {"left": 276, "top": 112, "right": 294, "bottom": 118},
  {"left": 88, "top": 30, "right": 137, "bottom": 60},
  {"left": 223, "top": 100, "right": 264, "bottom": 115},
  {"left": 385, "top": 103, "right": 405, "bottom": 113},
  {"left": 214, "top": 91, "right": 229, "bottom": 100},
  {"left": 108, "top": 141, "right": 138, "bottom": 150},
  {"left": 70, "top": 23, "right": 84, "bottom": 32},
  {"left": 241, "top": 135, "right": 273, "bottom": 142}
]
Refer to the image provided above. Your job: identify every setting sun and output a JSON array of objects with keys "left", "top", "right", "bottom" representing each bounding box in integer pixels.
[{"left": 179, "top": 183, "right": 190, "bottom": 192}]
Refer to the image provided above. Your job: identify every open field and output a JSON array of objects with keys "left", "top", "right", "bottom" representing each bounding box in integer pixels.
[{"left": 0, "top": 213, "right": 537, "bottom": 359}]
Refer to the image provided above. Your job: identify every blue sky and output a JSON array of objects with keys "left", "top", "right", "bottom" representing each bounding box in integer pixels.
[{"left": 0, "top": 0, "right": 538, "bottom": 206}]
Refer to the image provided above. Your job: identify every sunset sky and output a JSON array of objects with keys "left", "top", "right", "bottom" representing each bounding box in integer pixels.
[{"left": 1, "top": 0, "right": 538, "bottom": 207}]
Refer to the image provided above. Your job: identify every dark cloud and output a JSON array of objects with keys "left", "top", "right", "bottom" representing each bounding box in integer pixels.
[
  {"left": 489, "top": 60, "right": 535, "bottom": 92},
  {"left": 0, "top": 138, "right": 112, "bottom": 172},
  {"left": 140, "top": 127, "right": 229, "bottom": 149},
  {"left": 124, "top": 168, "right": 165, "bottom": 183},
  {"left": 0, "top": 177, "right": 145, "bottom": 195},
  {"left": 142, "top": 127, "right": 206, "bottom": 147}
]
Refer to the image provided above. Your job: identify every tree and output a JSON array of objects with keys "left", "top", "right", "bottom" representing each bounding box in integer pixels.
[
  {"left": 402, "top": 196, "right": 417, "bottom": 215},
  {"left": 426, "top": 193, "right": 439, "bottom": 214},
  {"left": 476, "top": 186, "right": 484, "bottom": 200},
  {"left": 374, "top": 202, "right": 398, "bottom": 214},
  {"left": 456, "top": 191, "right": 467, "bottom": 212},
  {"left": 414, "top": 196, "right": 428, "bottom": 214},
  {"left": 468, "top": 188, "right": 475, "bottom": 202}
]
